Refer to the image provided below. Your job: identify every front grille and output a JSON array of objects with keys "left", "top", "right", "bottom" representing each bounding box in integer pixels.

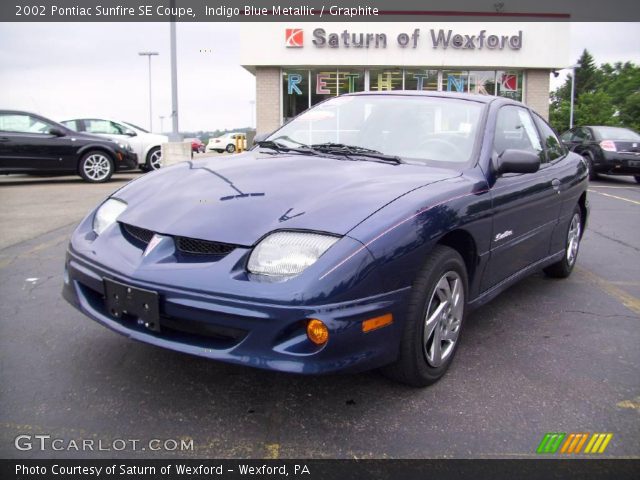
[
  {"left": 120, "top": 223, "right": 236, "bottom": 257},
  {"left": 176, "top": 236, "right": 235, "bottom": 256},
  {"left": 122, "top": 223, "right": 154, "bottom": 244}
]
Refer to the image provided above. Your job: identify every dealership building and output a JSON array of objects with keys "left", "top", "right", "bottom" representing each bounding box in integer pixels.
[{"left": 240, "top": 22, "right": 570, "bottom": 134}]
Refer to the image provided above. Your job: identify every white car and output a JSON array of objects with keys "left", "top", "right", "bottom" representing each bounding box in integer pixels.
[
  {"left": 207, "top": 132, "right": 247, "bottom": 153},
  {"left": 61, "top": 118, "right": 169, "bottom": 170}
]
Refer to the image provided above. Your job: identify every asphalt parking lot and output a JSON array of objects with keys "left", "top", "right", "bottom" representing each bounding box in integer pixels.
[{"left": 0, "top": 169, "right": 638, "bottom": 459}]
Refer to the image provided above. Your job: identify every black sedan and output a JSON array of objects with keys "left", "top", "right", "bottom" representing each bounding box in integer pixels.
[
  {"left": 561, "top": 125, "right": 640, "bottom": 182},
  {"left": 0, "top": 110, "right": 137, "bottom": 183}
]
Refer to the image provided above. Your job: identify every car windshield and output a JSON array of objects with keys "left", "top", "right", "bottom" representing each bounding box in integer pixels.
[
  {"left": 122, "top": 121, "right": 149, "bottom": 133},
  {"left": 266, "top": 95, "right": 484, "bottom": 165},
  {"left": 593, "top": 127, "right": 640, "bottom": 141}
]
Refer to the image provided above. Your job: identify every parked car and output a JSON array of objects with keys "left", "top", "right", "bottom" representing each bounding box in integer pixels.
[
  {"left": 0, "top": 110, "right": 137, "bottom": 183},
  {"left": 560, "top": 126, "right": 640, "bottom": 182},
  {"left": 185, "top": 137, "right": 205, "bottom": 153},
  {"left": 60, "top": 118, "right": 169, "bottom": 171},
  {"left": 207, "top": 132, "right": 246, "bottom": 153},
  {"left": 62, "top": 92, "right": 588, "bottom": 386}
]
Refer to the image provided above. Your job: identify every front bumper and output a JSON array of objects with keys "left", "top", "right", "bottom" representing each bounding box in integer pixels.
[
  {"left": 115, "top": 151, "right": 138, "bottom": 171},
  {"left": 62, "top": 247, "right": 410, "bottom": 375},
  {"left": 597, "top": 151, "right": 640, "bottom": 175}
]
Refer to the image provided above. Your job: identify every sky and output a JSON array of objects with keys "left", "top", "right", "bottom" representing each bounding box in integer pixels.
[{"left": 0, "top": 22, "right": 639, "bottom": 133}]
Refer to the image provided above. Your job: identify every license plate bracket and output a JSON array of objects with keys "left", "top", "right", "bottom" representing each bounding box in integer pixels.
[{"left": 104, "top": 278, "right": 160, "bottom": 332}]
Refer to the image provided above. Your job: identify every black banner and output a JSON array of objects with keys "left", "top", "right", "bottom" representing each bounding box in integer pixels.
[
  {"left": 2, "top": 0, "right": 640, "bottom": 22},
  {"left": 2, "top": 459, "right": 640, "bottom": 480}
]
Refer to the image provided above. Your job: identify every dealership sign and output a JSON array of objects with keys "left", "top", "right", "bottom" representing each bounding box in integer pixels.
[{"left": 286, "top": 28, "right": 523, "bottom": 50}]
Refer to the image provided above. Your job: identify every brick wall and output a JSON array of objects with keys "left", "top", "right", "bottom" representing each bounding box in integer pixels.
[
  {"left": 524, "top": 69, "right": 551, "bottom": 120},
  {"left": 255, "top": 67, "right": 281, "bottom": 134}
]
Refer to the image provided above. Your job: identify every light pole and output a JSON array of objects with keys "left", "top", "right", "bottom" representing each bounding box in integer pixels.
[
  {"left": 138, "top": 51, "right": 159, "bottom": 132},
  {"left": 568, "top": 63, "right": 579, "bottom": 129}
]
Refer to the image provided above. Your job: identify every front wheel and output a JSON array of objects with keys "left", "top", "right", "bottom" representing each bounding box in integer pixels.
[
  {"left": 634, "top": 175, "right": 640, "bottom": 184},
  {"left": 226, "top": 144, "right": 236, "bottom": 153},
  {"left": 544, "top": 206, "right": 582, "bottom": 278},
  {"left": 381, "top": 245, "right": 468, "bottom": 387},
  {"left": 78, "top": 151, "right": 114, "bottom": 183},
  {"left": 146, "top": 147, "right": 162, "bottom": 170}
]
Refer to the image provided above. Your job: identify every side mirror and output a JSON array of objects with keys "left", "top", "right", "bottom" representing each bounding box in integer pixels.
[
  {"left": 124, "top": 129, "right": 137, "bottom": 137},
  {"left": 49, "top": 127, "right": 65, "bottom": 137},
  {"left": 496, "top": 149, "right": 541, "bottom": 175}
]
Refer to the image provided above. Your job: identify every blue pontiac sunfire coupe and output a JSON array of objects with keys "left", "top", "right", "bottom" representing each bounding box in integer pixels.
[{"left": 63, "top": 92, "right": 588, "bottom": 386}]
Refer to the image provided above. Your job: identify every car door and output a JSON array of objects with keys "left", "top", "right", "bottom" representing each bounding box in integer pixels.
[
  {"left": 533, "top": 113, "right": 585, "bottom": 255},
  {"left": 0, "top": 112, "right": 75, "bottom": 172},
  {"left": 484, "top": 105, "right": 562, "bottom": 289}
]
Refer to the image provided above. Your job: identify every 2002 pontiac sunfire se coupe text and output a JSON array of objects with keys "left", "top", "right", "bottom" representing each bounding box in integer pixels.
[{"left": 63, "top": 92, "right": 588, "bottom": 386}]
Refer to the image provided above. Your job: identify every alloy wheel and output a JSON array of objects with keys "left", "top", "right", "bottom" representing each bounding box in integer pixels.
[
  {"left": 83, "top": 154, "right": 111, "bottom": 181},
  {"left": 566, "top": 213, "right": 581, "bottom": 266},
  {"left": 423, "top": 271, "right": 464, "bottom": 368},
  {"left": 149, "top": 149, "right": 162, "bottom": 170}
]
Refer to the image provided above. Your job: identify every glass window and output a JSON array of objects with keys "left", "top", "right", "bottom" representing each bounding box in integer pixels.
[
  {"left": 443, "top": 70, "right": 468, "bottom": 93},
  {"left": 84, "top": 119, "right": 127, "bottom": 135},
  {"left": 337, "top": 69, "right": 365, "bottom": 95},
  {"left": 404, "top": 69, "right": 439, "bottom": 91},
  {"left": 61, "top": 120, "right": 79, "bottom": 131},
  {"left": 592, "top": 127, "right": 640, "bottom": 141},
  {"left": 496, "top": 71, "right": 523, "bottom": 102},
  {"left": 0, "top": 114, "right": 54, "bottom": 134},
  {"left": 268, "top": 95, "right": 484, "bottom": 166},
  {"left": 282, "top": 69, "right": 309, "bottom": 123},
  {"left": 311, "top": 69, "right": 339, "bottom": 106},
  {"left": 369, "top": 68, "right": 403, "bottom": 91},
  {"left": 469, "top": 71, "right": 497, "bottom": 95},
  {"left": 533, "top": 113, "right": 565, "bottom": 162},
  {"left": 493, "top": 105, "right": 543, "bottom": 158}
]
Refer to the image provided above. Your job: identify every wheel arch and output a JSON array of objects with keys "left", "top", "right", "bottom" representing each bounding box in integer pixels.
[
  {"left": 76, "top": 145, "right": 116, "bottom": 166},
  {"left": 436, "top": 228, "right": 478, "bottom": 291}
]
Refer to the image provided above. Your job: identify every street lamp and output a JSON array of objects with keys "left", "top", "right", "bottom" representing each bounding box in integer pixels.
[
  {"left": 568, "top": 63, "right": 579, "bottom": 129},
  {"left": 138, "top": 51, "right": 159, "bottom": 132}
]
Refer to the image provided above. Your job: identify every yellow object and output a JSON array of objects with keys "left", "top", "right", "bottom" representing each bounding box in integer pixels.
[
  {"left": 362, "top": 313, "right": 393, "bottom": 333},
  {"left": 307, "top": 319, "right": 329, "bottom": 345}
]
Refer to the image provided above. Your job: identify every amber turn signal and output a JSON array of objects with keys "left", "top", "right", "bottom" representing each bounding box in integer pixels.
[
  {"left": 362, "top": 313, "right": 393, "bottom": 333},
  {"left": 306, "top": 319, "right": 329, "bottom": 345}
]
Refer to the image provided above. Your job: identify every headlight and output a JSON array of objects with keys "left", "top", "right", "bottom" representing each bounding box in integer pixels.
[
  {"left": 93, "top": 198, "right": 127, "bottom": 235},
  {"left": 247, "top": 231, "right": 339, "bottom": 277}
]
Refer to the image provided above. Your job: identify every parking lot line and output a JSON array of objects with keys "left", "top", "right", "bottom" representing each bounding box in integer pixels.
[
  {"left": 587, "top": 189, "right": 640, "bottom": 206},
  {"left": 577, "top": 267, "right": 640, "bottom": 316}
]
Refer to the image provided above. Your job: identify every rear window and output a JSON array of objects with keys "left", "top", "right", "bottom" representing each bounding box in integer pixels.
[{"left": 593, "top": 127, "right": 640, "bottom": 141}]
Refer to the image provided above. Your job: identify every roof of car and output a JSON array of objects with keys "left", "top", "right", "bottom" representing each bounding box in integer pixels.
[{"left": 345, "top": 90, "right": 505, "bottom": 104}]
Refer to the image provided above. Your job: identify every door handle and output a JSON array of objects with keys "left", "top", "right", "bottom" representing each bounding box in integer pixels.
[{"left": 551, "top": 178, "right": 561, "bottom": 192}]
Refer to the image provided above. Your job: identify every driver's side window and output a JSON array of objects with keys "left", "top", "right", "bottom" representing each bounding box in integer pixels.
[
  {"left": 0, "top": 114, "right": 54, "bottom": 135},
  {"left": 493, "top": 106, "right": 543, "bottom": 160}
]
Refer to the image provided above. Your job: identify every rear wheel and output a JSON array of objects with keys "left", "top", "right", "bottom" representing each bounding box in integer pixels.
[
  {"left": 544, "top": 205, "right": 582, "bottom": 278},
  {"left": 381, "top": 246, "right": 467, "bottom": 387},
  {"left": 146, "top": 147, "right": 162, "bottom": 170},
  {"left": 226, "top": 144, "right": 236, "bottom": 153},
  {"left": 634, "top": 175, "right": 640, "bottom": 184},
  {"left": 78, "top": 151, "right": 114, "bottom": 183},
  {"left": 583, "top": 152, "right": 597, "bottom": 181}
]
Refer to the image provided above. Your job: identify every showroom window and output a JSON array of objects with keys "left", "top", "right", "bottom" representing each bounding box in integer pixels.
[
  {"left": 404, "top": 69, "right": 439, "bottom": 91},
  {"left": 496, "top": 71, "right": 524, "bottom": 101},
  {"left": 369, "top": 68, "right": 404, "bottom": 91},
  {"left": 282, "top": 69, "right": 310, "bottom": 123}
]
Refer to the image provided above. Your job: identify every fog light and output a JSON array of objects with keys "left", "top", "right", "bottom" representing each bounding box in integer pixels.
[{"left": 307, "top": 319, "right": 329, "bottom": 345}]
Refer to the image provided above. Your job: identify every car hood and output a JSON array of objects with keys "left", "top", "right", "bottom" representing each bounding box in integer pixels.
[{"left": 115, "top": 152, "right": 459, "bottom": 246}]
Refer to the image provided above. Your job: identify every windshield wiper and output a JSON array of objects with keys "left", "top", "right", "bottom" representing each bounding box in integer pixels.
[
  {"left": 255, "top": 140, "right": 319, "bottom": 156},
  {"left": 310, "top": 143, "right": 403, "bottom": 164}
]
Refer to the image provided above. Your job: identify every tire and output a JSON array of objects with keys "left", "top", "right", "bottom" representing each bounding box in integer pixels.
[
  {"left": 146, "top": 147, "right": 162, "bottom": 170},
  {"left": 583, "top": 152, "right": 597, "bottom": 181},
  {"left": 634, "top": 175, "right": 640, "bottom": 184},
  {"left": 226, "top": 144, "right": 236, "bottom": 154},
  {"left": 544, "top": 205, "right": 583, "bottom": 278},
  {"left": 78, "top": 151, "right": 114, "bottom": 183},
  {"left": 381, "top": 245, "right": 468, "bottom": 387},
  {"left": 215, "top": 149, "right": 224, "bottom": 154}
]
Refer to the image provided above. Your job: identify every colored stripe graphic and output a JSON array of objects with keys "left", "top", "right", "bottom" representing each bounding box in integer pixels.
[
  {"left": 584, "top": 433, "right": 613, "bottom": 454},
  {"left": 538, "top": 433, "right": 613, "bottom": 454},
  {"left": 536, "top": 433, "right": 566, "bottom": 453}
]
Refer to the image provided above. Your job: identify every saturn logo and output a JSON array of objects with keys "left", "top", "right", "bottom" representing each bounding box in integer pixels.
[
  {"left": 143, "top": 234, "right": 164, "bottom": 257},
  {"left": 285, "top": 28, "right": 304, "bottom": 48}
]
